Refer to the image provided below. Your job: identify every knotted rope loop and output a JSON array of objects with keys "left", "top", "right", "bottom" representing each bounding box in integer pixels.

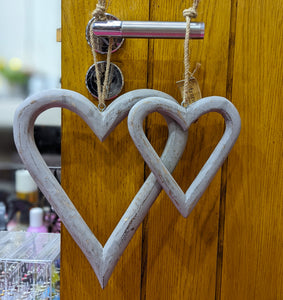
[
  {"left": 92, "top": 3, "right": 107, "bottom": 20},
  {"left": 183, "top": 7, "right": 198, "bottom": 19}
]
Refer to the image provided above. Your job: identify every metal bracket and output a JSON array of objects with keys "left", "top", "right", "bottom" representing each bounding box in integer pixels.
[
  {"left": 86, "top": 13, "right": 124, "bottom": 54},
  {"left": 85, "top": 62, "right": 124, "bottom": 100}
]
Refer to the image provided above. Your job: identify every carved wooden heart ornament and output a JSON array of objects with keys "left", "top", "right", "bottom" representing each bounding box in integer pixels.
[
  {"left": 13, "top": 89, "right": 188, "bottom": 288},
  {"left": 128, "top": 96, "right": 241, "bottom": 218}
]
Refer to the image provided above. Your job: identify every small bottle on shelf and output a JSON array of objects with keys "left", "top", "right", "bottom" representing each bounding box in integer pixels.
[
  {"left": 27, "top": 207, "right": 48, "bottom": 233},
  {"left": 15, "top": 169, "right": 38, "bottom": 205}
]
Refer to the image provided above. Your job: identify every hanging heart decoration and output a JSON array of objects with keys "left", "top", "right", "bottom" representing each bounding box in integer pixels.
[
  {"left": 13, "top": 88, "right": 188, "bottom": 288},
  {"left": 128, "top": 96, "right": 241, "bottom": 217}
]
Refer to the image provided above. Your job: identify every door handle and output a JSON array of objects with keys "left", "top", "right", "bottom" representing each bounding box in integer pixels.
[
  {"left": 92, "top": 20, "right": 204, "bottom": 39},
  {"left": 85, "top": 16, "right": 205, "bottom": 100},
  {"left": 86, "top": 14, "right": 205, "bottom": 52}
]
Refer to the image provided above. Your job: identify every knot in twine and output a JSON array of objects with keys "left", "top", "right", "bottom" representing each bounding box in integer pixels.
[
  {"left": 92, "top": 3, "right": 107, "bottom": 20},
  {"left": 183, "top": 7, "right": 198, "bottom": 19}
]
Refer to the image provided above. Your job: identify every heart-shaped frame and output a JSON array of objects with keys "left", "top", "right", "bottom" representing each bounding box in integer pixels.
[
  {"left": 128, "top": 96, "right": 241, "bottom": 218},
  {"left": 13, "top": 88, "right": 188, "bottom": 288}
]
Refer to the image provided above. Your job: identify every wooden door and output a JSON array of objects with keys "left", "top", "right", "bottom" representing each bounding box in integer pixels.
[{"left": 61, "top": 0, "right": 282, "bottom": 299}]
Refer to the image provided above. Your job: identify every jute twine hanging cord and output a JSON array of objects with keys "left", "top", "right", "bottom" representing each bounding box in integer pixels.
[
  {"left": 182, "top": 0, "right": 201, "bottom": 106},
  {"left": 89, "top": 0, "right": 113, "bottom": 111}
]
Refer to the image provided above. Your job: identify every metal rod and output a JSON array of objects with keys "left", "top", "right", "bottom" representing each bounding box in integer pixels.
[{"left": 93, "top": 21, "right": 205, "bottom": 39}]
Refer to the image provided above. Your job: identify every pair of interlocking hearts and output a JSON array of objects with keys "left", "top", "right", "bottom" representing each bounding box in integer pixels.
[{"left": 13, "top": 89, "right": 240, "bottom": 288}]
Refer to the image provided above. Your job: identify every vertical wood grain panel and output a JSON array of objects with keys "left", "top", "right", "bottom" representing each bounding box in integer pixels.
[
  {"left": 221, "top": 0, "right": 283, "bottom": 299},
  {"left": 61, "top": 0, "right": 149, "bottom": 298},
  {"left": 215, "top": 1, "right": 238, "bottom": 298},
  {"left": 143, "top": 1, "right": 231, "bottom": 299}
]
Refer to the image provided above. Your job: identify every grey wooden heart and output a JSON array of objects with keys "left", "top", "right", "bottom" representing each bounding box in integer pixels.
[
  {"left": 13, "top": 89, "right": 188, "bottom": 288},
  {"left": 128, "top": 96, "right": 241, "bottom": 218}
]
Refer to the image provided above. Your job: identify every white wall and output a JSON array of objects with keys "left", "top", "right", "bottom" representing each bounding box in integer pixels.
[
  {"left": 0, "top": 0, "right": 61, "bottom": 127},
  {"left": 0, "top": 0, "right": 61, "bottom": 81}
]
